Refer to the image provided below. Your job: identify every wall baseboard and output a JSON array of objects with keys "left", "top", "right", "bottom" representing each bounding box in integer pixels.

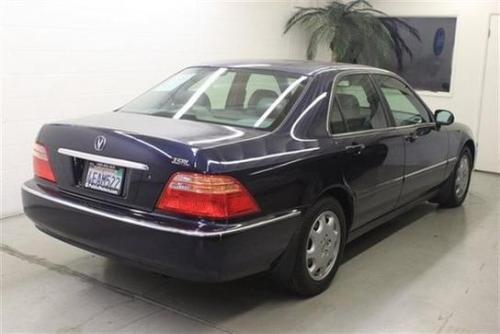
[{"left": 0, "top": 211, "right": 24, "bottom": 220}]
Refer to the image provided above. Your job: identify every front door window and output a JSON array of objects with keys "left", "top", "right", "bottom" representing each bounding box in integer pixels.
[{"left": 375, "top": 76, "right": 431, "bottom": 126}]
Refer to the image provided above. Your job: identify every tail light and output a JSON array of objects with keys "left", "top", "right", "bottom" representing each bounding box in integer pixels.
[
  {"left": 33, "top": 142, "right": 56, "bottom": 182},
  {"left": 156, "top": 172, "right": 260, "bottom": 219}
]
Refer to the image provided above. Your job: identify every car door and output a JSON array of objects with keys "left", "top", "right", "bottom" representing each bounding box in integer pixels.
[
  {"left": 373, "top": 75, "right": 448, "bottom": 205},
  {"left": 328, "top": 73, "right": 405, "bottom": 228}
]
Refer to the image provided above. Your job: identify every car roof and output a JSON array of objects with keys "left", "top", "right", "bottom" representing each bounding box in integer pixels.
[{"left": 192, "top": 59, "right": 382, "bottom": 76}]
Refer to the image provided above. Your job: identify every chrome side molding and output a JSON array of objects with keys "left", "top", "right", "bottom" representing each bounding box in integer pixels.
[
  {"left": 405, "top": 157, "right": 458, "bottom": 178},
  {"left": 22, "top": 184, "right": 301, "bottom": 237},
  {"left": 58, "top": 148, "right": 149, "bottom": 171},
  {"left": 405, "top": 160, "right": 447, "bottom": 178}
]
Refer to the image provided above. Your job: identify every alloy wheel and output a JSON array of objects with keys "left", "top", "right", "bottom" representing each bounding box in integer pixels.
[
  {"left": 455, "top": 154, "right": 471, "bottom": 199},
  {"left": 306, "top": 210, "right": 341, "bottom": 281}
]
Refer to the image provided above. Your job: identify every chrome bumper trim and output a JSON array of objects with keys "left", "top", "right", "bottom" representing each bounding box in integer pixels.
[
  {"left": 58, "top": 148, "right": 150, "bottom": 171},
  {"left": 22, "top": 184, "right": 300, "bottom": 237}
]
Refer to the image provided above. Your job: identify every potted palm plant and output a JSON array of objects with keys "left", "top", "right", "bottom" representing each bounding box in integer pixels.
[{"left": 284, "top": 0, "right": 420, "bottom": 70}]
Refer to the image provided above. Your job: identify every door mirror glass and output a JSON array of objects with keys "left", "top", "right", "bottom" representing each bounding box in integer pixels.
[{"left": 435, "top": 109, "right": 454, "bottom": 126}]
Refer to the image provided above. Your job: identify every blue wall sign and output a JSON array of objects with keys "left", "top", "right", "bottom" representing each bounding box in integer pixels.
[{"left": 433, "top": 27, "right": 446, "bottom": 56}]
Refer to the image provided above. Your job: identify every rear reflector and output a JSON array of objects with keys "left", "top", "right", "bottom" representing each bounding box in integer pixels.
[
  {"left": 156, "top": 172, "right": 260, "bottom": 219},
  {"left": 33, "top": 143, "right": 56, "bottom": 182}
]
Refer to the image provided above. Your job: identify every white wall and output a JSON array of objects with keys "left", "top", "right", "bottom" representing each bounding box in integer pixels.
[
  {"left": 0, "top": 0, "right": 313, "bottom": 217},
  {"left": 476, "top": 14, "right": 500, "bottom": 173},
  {"left": 369, "top": 0, "right": 499, "bottom": 167}
]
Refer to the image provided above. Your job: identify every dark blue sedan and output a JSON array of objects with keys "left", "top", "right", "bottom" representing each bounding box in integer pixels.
[{"left": 22, "top": 60, "right": 475, "bottom": 296}]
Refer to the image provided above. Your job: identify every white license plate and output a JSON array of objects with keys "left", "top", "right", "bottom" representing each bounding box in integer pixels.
[{"left": 84, "top": 162, "right": 124, "bottom": 195}]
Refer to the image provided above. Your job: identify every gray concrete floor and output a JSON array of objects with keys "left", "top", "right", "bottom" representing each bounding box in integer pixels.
[{"left": 1, "top": 171, "right": 499, "bottom": 333}]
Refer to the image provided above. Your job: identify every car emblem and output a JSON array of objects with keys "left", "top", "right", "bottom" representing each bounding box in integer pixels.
[{"left": 94, "top": 135, "right": 107, "bottom": 151}]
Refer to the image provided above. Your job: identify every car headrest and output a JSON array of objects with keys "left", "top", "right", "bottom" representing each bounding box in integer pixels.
[
  {"left": 336, "top": 93, "right": 360, "bottom": 118},
  {"left": 248, "top": 89, "right": 279, "bottom": 112}
]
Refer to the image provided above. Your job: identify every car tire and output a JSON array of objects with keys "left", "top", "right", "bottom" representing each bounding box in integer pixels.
[
  {"left": 274, "top": 197, "right": 347, "bottom": 297},
  {"left": 435, "top": 146, "right": 473, "bottom": 208}
]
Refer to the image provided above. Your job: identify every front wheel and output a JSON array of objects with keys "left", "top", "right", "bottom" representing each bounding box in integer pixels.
[
  {"left": 436, "top": 147, "right": 473, "bottom": 207},
  {"left": 277, "top": 197, "right": 347, "bottom": 297}
]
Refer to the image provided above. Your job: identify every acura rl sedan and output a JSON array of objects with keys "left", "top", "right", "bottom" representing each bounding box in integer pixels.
[{"left": 22, "top": 60, "right": 474, "bottom": 296}]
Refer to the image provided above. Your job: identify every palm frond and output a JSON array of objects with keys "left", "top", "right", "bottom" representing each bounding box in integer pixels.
[
  {"left": 284, "top": 7, "right": 326, "bottom": 33},
  {"left": 379, "top": 19, "right": 414, "bottom": 69},
  {"left": 357, "top": 7, "right": 388, "bottom": 16},
  {"left": 355, "top": 12, "right": 394, "bottom": 65},
  {"left": 382, "top": 17, "right": 421, "bottom": 41},
  {"left": 284, "top": 0, "right": 421, "bottom": 66},
  {"left": 345, "top": 0, "right": 373, "bottom": 12},
  {"left": 306, "top": 25, "right": 335, "bottom": 60}
]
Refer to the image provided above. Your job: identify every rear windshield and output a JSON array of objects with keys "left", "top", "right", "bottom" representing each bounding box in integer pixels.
[{"left": 119, "top": 67, "right": 308, "bottom": 130}]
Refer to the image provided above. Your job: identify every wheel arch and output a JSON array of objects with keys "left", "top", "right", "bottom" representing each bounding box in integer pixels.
[
  {"left": 318, "top": 185, "right": 354, "bottom": 233},
  {"left": 464, "top": 139, "right": 476, "bottom": 165}
]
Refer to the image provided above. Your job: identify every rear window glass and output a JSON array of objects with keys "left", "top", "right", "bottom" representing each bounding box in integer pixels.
[{"left": 119, "top": 67, "right": 308, "bottom": 130}]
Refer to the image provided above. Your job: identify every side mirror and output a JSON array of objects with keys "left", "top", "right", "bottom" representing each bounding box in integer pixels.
[{"left": 435, "top": 109, "right": 454, "bottom": 126}]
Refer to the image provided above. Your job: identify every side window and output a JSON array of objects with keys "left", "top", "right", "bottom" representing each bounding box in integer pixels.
[
  {"left": 329, "top": 99, "right": 347, "bottom": 134},
  {"left": 375, "top": 76, "right": 431, "bottom": 126},
  {"left": 332, "top": 74, "right": 388, "bottom": 133}
]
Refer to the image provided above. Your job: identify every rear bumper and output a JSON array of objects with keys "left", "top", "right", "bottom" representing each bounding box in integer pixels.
[{"left": 22, "top": 180, "right": 302, "bottom": 282}]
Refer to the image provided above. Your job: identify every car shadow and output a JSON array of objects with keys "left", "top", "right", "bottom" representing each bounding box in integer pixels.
[
  {"left": 99, "top": 201, "right": 466, "bottom": 326},
  {"left": 342, "top": 202, "right": 437, "bottom": 263}
]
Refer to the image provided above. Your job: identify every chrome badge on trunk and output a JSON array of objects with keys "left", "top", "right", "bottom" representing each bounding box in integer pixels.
[{"left": 94, "top": 135, "right": 107, "bottom": 151}]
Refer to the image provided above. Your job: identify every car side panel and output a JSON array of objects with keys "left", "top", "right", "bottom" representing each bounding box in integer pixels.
[
  {"left": 200, "top": 71, "right": 474, "bottom": 238},
  {"left": 441, "top": 122, "right": 476, "bottom": 176},
  {"left": 397, "top": 124, "right": 449, "bottom": 206},
  {"left": 331, "top": 132, "right": 405, "bottom": 228}
]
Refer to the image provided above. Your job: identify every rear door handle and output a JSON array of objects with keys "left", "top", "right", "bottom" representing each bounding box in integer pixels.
[
  {"left": 405, "top": 132, "right": 417, "bottom": 143},
  {"left": 344, "top": 143, "right": 365, "bottom": 154}
]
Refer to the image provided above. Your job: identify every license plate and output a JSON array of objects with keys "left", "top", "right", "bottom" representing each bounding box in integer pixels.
[{"left": 84, "top": 162, "right": 124, "bottom": 195}]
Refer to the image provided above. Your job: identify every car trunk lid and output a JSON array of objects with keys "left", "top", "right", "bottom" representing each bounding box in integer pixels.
[{"left": 36, "top": 112, "right": 266, "bottom": 212}]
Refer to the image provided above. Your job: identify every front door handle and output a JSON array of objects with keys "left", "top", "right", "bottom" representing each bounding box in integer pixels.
[{"left": 344, "top": 143, "right": 365, "bottom": 154}]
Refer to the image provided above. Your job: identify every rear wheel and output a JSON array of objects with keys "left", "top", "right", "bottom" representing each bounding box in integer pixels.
[
  {"left": 277, "top": 197, "right": 346, "bottom": 297},
  {"left": 436, "top": 147, "right": 473, "bottom": 207}
]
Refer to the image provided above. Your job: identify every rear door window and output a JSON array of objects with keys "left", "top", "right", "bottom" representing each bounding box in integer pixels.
[{"left": 330, "top": 74, "right": 388, "bottom": 133}]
